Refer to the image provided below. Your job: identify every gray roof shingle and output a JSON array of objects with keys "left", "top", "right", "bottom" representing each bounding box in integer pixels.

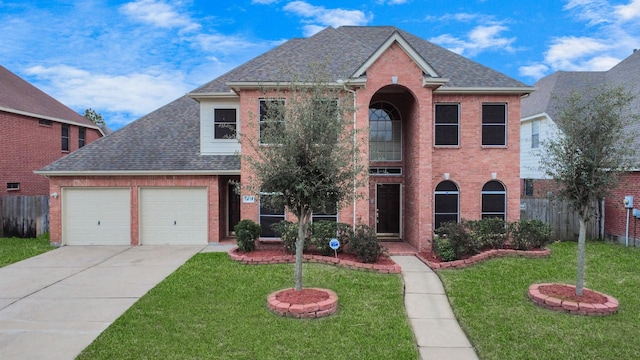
[
  {"left": 0, "top": 65, "right": 96, "bottom": 127},
  {"left": 40, "top": 26, "right": 530, "bottom": 174}
]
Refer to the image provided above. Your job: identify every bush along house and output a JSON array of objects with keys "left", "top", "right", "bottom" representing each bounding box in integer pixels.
[{"left": 36, "top": 26, "right": 533, "bottom": 250}]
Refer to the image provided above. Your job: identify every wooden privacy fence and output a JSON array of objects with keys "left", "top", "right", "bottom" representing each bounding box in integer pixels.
[
  {"left": 0, "top": 195, "right": 49, "bottom": 238},
  {"left": 520, "top": 198, "right": 601, "bottom": 241}
]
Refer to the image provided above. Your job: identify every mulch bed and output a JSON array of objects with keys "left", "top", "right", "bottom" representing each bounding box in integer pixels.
[
  {"left": 276, "top": 288, "right": 330, "bottom": 304},
  {"left": 538, "top": 284, "right": 608, "bottom": 304}
]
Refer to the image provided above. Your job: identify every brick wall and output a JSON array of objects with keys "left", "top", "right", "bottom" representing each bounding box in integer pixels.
[
  {"left": 604, "top": 172, "right": 640, "bottom": 243},
  {"left": 1, "top": 111, "right": 102, "bottom": 196},
  {"left": 48, "top": 175, "right": 222, "bottom": 246}
]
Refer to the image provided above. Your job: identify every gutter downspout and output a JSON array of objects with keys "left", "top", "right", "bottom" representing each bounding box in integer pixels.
[{"left": 342, "top": 83, "right": 358, "bottom": 231}]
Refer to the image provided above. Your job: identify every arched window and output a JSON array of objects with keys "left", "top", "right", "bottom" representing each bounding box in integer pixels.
[
  {"left": 434, "top": 181, "right": 459, "bottom": 230},
  {"left": 369, "top": 102, "right": 401, "bottom": 161},
  {"left": 482, "top": 181, "right": 506, "bottom": 219}
]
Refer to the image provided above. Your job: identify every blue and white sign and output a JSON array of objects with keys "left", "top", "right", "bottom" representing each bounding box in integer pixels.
[{"left": 329, "top": 238, "right": 340, "bottom": 250}]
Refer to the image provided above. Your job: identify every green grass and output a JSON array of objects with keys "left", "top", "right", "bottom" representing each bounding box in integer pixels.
[
  {"left": 78, "top": 253, "right": 419, "bottom": 360},
  {"left": 438, "top": 241, "right": 640, "bottom": 360},
  {"left": 0, "top": 233, "right": 55, "bottom": 267}
]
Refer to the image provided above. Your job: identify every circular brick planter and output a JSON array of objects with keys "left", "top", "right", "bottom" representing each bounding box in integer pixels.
[
  {"left": 528, "top": 283, "right": 619, "bottom": 316},
  {"left": 267, "top": 288, "right": 338, "bottom": 319}
]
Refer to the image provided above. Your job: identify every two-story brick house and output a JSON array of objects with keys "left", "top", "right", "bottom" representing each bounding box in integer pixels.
[
  {"left": 1, "top": 65, "right": 104, "bottom": 196},
  {"left": 37, "top": 26, "right": 533, "bottom": 249}
]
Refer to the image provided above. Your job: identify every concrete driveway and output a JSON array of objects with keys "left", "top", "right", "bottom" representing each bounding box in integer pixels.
[{"left": 0, "top": 245, "right": 210, "bottom": 360}]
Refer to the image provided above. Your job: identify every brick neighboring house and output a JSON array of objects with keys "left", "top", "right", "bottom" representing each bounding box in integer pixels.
[
  {"left": 0, "top": 65, "right": 104, "bottom": 196},
  {"left": 37, "top": 26, "right": 533, "bottom": 249},
  {"left": 520, "top": 49, "right": 640, "bottom": 243}
]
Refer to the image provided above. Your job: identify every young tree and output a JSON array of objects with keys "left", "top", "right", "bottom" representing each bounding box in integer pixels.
[
  {"left": 539, "top": 85, "right": 639, "bottom": 295},
  {"left": 241, "top": 66, "right": 366, "bottom": 291}
]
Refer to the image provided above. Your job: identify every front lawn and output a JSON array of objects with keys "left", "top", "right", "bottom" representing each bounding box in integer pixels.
[
  {"left": 0, "top": 234, "right": 55, "bottom": 267},
  {"left": 438, "top": 241, "right": 640, "bottom": 360},
  {"left": 78, "top": 253, "right": 419, "bottom": 359}
]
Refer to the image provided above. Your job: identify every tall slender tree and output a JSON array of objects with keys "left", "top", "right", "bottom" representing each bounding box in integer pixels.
[
  {"left": 240, "top": 65, "right": 367, "bottom": 291},
  {"left": 539, "top": 84, "right": 638, "bottom": 295}
]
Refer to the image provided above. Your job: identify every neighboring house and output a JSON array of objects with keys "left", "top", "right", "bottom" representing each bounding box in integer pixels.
[
  {"left": 37, "top": 26, "right": 533, "bottom": 250},
  {"left": 520, "top": 50, "right": 640, "bottom": 243},
  {"left": 0, "top": 65, "right": 104, "bottom": 196}
]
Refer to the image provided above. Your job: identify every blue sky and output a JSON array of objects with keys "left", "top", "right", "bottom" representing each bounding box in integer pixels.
[{"left": 1, "top": 0, "right": 639, "bottom": 129}]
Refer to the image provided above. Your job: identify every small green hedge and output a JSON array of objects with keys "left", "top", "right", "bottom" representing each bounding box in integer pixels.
[{"left": 434, "top": 218, "right": 552, "bottom": 261}]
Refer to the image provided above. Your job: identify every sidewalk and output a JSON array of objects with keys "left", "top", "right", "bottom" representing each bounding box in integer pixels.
[{"left": 391, "top": 255, "right": 479, "bottom": 360}]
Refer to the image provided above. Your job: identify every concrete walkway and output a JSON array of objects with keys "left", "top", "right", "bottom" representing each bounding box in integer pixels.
[
  {"left": 0, "top": 245, "right": 212, "bottom": 360},
  {"left": 391, "top": 255, "right": 479, "bottom": 360}
]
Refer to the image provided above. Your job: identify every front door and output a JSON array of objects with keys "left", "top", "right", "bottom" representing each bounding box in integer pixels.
[
  {"left": 376, "top": 183, "right": 401, "bottom": 238},
  {"left": 228, "top": 182, "right": 241, "bottom": 236}
]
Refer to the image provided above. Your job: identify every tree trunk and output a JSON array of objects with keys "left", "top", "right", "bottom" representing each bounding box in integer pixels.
[
  {"left": 576, "top": 216, "right": 587, "bottom": 296},
  {"left": 295, "top": 210, "right": 311, "bottom": 291}
]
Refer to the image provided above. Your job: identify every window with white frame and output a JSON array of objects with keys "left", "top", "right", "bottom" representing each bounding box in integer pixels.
[
  {"left": 435, "top": 104, "right": 459, "bottom": 146},
  {"left": 214, "top": 108, "right": 237, "bottom": 139},
  {"left": 434, "top": 181, "right": 459, "bottom": 230},
  {"left": 312, "top": 203, "right": 338, "bottom": 223},
  {"left": 78, "top": 127, "right": 86, "bottom": 148},
  {"left": 61, "top": 124, "right": 69, "bottom": 151},
  {"left": 259, "top": 99, "right": 285, "bottom": 144},
  {"left": 259, "top": 193, "right": 285, "bottom": 238},
  {"left": 481, "top": 181, "right": 506, "bottom": 219},
  {"left": 531, "top": 120, "right": 540, "bottom": 149},
  {"left": 482, "top": 104, "right": 507, "bottom": 146},
  {"left": 369, "top": 102, "right": 401, "bottom": 161}
]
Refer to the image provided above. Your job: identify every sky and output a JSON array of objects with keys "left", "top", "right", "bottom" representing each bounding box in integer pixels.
[{"left": 1, "top": 0, "right": 639, "bottom": 130}]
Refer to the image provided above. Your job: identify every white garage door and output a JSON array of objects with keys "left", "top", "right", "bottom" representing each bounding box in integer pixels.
[
  {"left": 63, "top": 188, "right": 131, "bottom": 245},
  {"left": 139, "top": 188, "right": 208, "bottom": 245}
]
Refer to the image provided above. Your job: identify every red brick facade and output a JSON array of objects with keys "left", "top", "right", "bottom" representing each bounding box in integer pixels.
[
  {"left": 1, "top": 111, "right": 102, "bottom": 196},
  {"left": 47, "top": 42, "right": 523, "bottom": 249},
  {"left": 604, "top": 172, "right": 640, "bottom": 244}
]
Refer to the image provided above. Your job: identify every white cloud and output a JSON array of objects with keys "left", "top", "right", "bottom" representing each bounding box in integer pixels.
[
  {"left": 252, "top": 0, "right": 279, "bottom": 4},
  {"left": 615, "top": 0, "right": 640, "bottom": 20},
  {"left": 120, "top": 0, "right": 200, "bottom": 32},
  {"left": 544, "top": 36, "right": 611, "bottom": 69},
  {"left": 283, "top": 1, "right": 373, "bottom": 36},
  {"left": 26, "top": 65, "right": 189, "bottom": 119},
  {"left": 430, "top": 24, "right": 515, "bottom": 57},
  {"left": 519, "top": 64, "right": 549, "bottom": 79}
]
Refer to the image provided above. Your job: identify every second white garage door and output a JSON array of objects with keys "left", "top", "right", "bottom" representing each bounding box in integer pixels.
[{"left": 139, "top": 188, "right": 208, "bottom": 245}]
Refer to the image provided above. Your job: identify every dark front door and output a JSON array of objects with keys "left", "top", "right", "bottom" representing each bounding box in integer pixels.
[
  {"left": 376, "top": 183, "right": 400, "bottom": 236},
  {"left": 228, "top": 183, "right": 241, "bottom": 236}
]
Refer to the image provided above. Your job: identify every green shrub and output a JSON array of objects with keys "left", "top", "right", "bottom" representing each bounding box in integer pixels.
[
  {"left": 349, "top": 224, "right": 384, "bottom": 263},
  {"left": 433, "top": 236, "right": 457, "bottom": 262},
  {"left": 468, "top": 218, "right": 508, "bottom": 250},
  {"left": 434, "top": 221, "right": 473, "bottom": 260},
  {"left": 234, "top": 219, "right": 261, "bottom": 252},
  {"left": 271, "top": 220, "right": 310, "bottom": 255},
  {"left": 509, "top": 219, "right": 552, "bottom": 250},
  {"left": 310, "top": 221, "right": 339, "bottom": 256}
]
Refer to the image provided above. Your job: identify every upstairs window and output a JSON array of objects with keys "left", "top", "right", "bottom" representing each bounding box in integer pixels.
[
  {"left": 435, "top": 104, "right": 459, "bottom": 146},
  {"left": 7, "top": 182, "right": 20, "bottom": 191},
  {"left": 531, "top": 120, "right": 540, "bottom": 149},
  {"left": 369, "top": 102, "right": 401, "bottom": 161},
  {"left": 482, "top": 104, "right": 506, "bottom": 146},
  {"left": 61, "top": 124, "right": 70, "bottom": 151},
  {"left": 214, "top": 108, "right": 237, "bottom": 139},
  {"left": 482, "top": 181, "right": 506, "bottom": 220},
  {"left": 434, "top": 181, "right": 459, "bottom": 230},
  {"left": 38, "top": 119, "right": 52, "bottom": 126},
  {"left": 259, "top": 99, "right": 285, "bottom": 144},
  {"left": 78, "top": 127, "right": 86, "bottom": 148}
]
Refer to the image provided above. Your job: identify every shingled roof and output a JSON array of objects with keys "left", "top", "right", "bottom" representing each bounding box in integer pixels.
[
  {"left": 0, "top": 65, "right": 98, "bottom": 128},
  {"left": 522, "top": 50, "right": 640, "bottom": 119},
  {"left": 39, "top": 26, "right": 530, "bottom": 174},
  {"left": 192, "top": 26, "right": 530, "bottom": 93}
]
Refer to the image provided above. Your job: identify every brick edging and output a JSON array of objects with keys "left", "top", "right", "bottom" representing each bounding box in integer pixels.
[
  {"left": 528, "top": 283, "right": 619, "bottom": 316},
  {"left": 267, "top": 288, "right": 338, "bottom": 318},
  {"left": 228, "top": 248, "right": 401, "bottom": 274},
  {"left": 416, "top": 248, "right": 552, "bottom": 270}
]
